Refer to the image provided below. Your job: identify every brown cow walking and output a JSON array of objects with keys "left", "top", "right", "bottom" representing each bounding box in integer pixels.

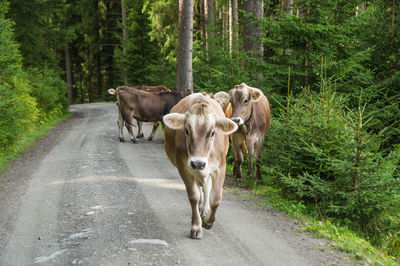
[
  {"left": 163, "top": 93, "right": 238, "bottom": 239},
  {"left": 108, "top": 86, "right": 186, "bottom": 143},
  {"left": 215, "top": 83, "right": 271, "bottom": 183},
  {"left": 114, "top": 86, "right": 171, "bottom": 139}
]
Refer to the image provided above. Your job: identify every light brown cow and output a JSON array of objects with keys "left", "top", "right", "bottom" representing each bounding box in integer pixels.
[
  {"left": 214, "top": 83, "right": 271, "bottom": 183},
  {"left": 108, "top": 86, "right": 186, "bottom": 143},
  {"left": 163, "top": 93, "right": 238, "bottom": 239},
  {"left": 116, "top": 86, "right": 171, "bottom": 139}
]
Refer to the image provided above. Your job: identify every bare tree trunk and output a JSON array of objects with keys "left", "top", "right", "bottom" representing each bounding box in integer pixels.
[
  {"left": 389, "top": 0, "right": 395, "bottom": 77},
  {"left": 204, "top": 0, "right": 215, "bottom": 58},
  {"left": 243, "top": 0, "right": 264, "bottom": 70},
  {"left": 121, "top": 0, "right": 128, "bottom": 85},
  {"left": 229, "top": 0, "right": 233, "bottom": 54},
  {"left": 303, "top": 3, "right": 310, "bottom": 87},
  {"left": 232, "top": 0, "right": 238, "bottom": 51},
  {"left": 222, "top": 4, "right": 227, "bottom": 48},
  {"left": 286, "top": 0, "right": 293, "bottom": 15},
  {"left": 176, "top": 0, "right": 194, "bottom": 93},
  {"left": 65, "top": 45, "right": 73, "bottom": 105}
]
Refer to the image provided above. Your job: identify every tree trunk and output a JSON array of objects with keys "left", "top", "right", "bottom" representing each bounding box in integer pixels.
[
  {"left": 204, "top": 0, "right": 214, "bottom": 59},
  {"left": 232, "top": 0, "right": 238, "bottom": 52},
  {"left": 121, "top": 0, "right": 128, "bottom": 84},
  {"left": 229, "top": 0, "right": 233, "bottom": 54},
  {"left": 243, "top": 0, "right": 263, "bottom": 58},
  {"left": 65, "top": 45, "right": 73, "bottom": 105},
  {"left": 389, "top": 0, "right": 395, "bottom": 77},
  {"left": 243, "top": 0, "right": 263, "bottom": 70},
  {"left": 303, "top": 2, "right": 310, "bottom": 87},
  {"left": 176, "top": 0, "right": 194, "bottom": 93},
  {"left": 286, "top": 0, "right": 293, "bottom": 15}
]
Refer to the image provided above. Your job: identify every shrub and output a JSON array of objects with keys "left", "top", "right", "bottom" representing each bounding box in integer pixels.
[
  {"left": 263, "top": 82, "right": 400, "bottom": 243},
  {"left": 27, "top": 67, "right": 68, "bottom": 123}
]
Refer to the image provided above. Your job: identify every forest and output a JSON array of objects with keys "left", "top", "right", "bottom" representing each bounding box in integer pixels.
[{"left": 0, "top": 0, "right": 399, "bottom": 262}]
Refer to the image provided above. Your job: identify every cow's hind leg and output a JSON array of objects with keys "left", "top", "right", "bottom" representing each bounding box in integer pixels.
[
  {"left": 124, "top": 114, "right": 136, "bottom": 143},
  {"left": 117, "top": 110, "right": 125, "bottom": 142},
  {"left": 136, "top": 120, "right": 144, "bottom": 138},
  {"left": 147, "top": 121, "right": 159, "bottom": 141}
]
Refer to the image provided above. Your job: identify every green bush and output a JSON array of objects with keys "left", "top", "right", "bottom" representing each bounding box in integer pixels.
[
  {"left": 0, "top": 4, "right": 67, "bottom": 154},
  {"left": 263, "top": 84, "right": 400, "bottom": 244},
  {"left": 27, "top": 67, "right": 68, "bottom": 123},
  {"left": 0, "top": 6, "right": 39, "bottom": 152}
]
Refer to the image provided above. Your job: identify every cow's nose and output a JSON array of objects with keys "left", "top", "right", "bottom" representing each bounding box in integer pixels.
[
  {"left": 190, "top": 160, "right": 206, "bottom": 170},
  {"left": 231, "top": 117, "right": 243, "bottom": 125}
]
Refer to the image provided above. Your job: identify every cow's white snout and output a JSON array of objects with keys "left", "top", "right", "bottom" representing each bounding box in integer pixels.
[
  {"left": 188, "top": 157, "right": 208, "bottom": 170},
  {"left": 231, "top": 117, "right": 244, "bottom": 126}
]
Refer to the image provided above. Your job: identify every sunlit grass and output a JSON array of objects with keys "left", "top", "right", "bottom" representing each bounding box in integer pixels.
[{"left": 225, "top": 173, "right": 400, "bottom": 265}]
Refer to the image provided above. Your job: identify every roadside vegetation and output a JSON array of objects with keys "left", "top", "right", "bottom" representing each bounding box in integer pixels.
[
  {"left": 0, "top": 2, "right": 69, "bottom": 173},
  {"left": 1, "top": 0, "right": 399, "bottom": 264}
]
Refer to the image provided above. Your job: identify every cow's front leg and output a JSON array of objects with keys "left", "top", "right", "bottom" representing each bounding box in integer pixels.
[
  {"left": 185, "top": 180, "right": 203, "bottom": 239},
  {"left": 254, "top": 136, "right": 265, "bottom": 182},
  {"left": 136, "top": 120, "right": 144, "bottom": 138},
  {"left": 232, "top": 138, "right": 243, "bottom": 184},
  {"left": 203, "top": 169, "right": 224, "bottom": 229},
  {"left": 148, "top": 121, "right": 159, "bottom": 141},
  {"left": 201, "top": 176, "right": 212, "bottom": 229}
]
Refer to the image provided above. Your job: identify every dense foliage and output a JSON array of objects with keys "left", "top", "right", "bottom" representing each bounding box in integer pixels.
[{"left": 0, "top": 1, "right": 67, "bottom": 157}]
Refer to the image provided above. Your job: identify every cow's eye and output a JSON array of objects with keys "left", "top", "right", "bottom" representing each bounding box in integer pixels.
[
  {"left": 210, "top": 131, "right": 215, "bottom": 138},
  {"left": 243, "top": 99, "right": 249, "bottom": 104}
]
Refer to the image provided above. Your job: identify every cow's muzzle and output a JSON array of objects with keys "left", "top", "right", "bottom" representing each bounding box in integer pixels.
[
  {"left": 190, "top": 160, "right": 206, "bottom": 170},
  {"left": 231, "top": 117, "right": 244, "bottom": 125}
]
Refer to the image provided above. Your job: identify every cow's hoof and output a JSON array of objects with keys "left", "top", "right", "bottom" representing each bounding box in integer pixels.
[
  {"left": 130, "top": 139, "right": 137, "bottom": 144},
  {"left": 147, "top": 136, "right": 153, "bottom": 141},
  {"left": 202, "top": 223, "right": 213, "bottom": 230},
  {"left": 119, "top": 138, "right": 125, "bottom": 142},
  {"left": 190, "top": 229, "right": 203, "bottom": 239},
  {"left": 137, "top": 133, "right": 144, "bottom": 138}
]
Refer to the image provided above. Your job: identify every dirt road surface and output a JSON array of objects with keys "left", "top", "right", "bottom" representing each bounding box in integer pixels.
[{"left": 0, "top": 103, "right": 353, "bottom": 265}]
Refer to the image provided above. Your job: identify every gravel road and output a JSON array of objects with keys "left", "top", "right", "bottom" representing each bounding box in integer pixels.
[{"left": 0, "top": 102, "right": 353, "bottom": 265}]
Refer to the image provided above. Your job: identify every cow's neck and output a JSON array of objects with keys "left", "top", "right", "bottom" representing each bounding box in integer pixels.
[{"left": 244, "top": 104, "right": 254, "bottom": 135}]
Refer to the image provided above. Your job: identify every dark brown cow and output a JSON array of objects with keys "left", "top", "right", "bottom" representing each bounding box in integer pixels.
[
  {"left": 214, "top": 83, "right": 271, "bottom": 183},
  {"left": 108, "top": 86, "right": 186, "bottom": 143},
  {"left": 115, "top": 86, "right": 171, "bottom": 139},
  {"left": 163, "top": 93, "right": 238, "bottom": 239}
]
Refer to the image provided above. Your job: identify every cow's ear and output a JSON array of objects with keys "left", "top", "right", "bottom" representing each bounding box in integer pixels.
[
  {"left": 108, "top": 89, "right": 116, "bottom": 95},
  {"left": 214, "top": 91, "right": 231, "bottom": 105},
  {"left": 216, "top": 118, "right": 238, "bottom": 135},
  {"left": 250, "top": 88, "right": 262, "bottom": 102},
  {"left": 163, "top": 113, "right": 186, "bottom": 130}
]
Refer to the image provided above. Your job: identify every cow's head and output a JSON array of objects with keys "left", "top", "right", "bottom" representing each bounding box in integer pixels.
[
  {"left": 214, "top": 83, "right": 262, "bottom": 126},
  {"left": 163, "top": 102, "right": 237, "bottom": 172}
]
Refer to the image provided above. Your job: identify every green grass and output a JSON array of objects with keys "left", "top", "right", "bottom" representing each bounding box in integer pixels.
[
  {"left": 0, "top": 112, "right": 71, "bottom": 174},
  {"left": 227, "top": 175, "right": 400, "bottom": 265}
]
